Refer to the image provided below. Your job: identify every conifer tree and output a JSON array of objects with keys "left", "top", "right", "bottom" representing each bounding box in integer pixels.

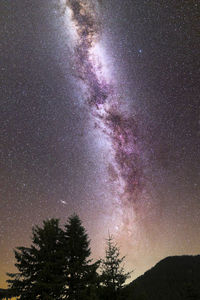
[
  {"left": 7, "top": 219, "right": 65, "bottom": 300},
  {"left": 100, "top": 235, "right": 131, "bottom": 299},
  {"left": 63, "top": 214, "right": 99, "bottom": 300}
]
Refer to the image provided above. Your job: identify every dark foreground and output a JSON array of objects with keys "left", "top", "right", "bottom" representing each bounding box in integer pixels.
[{"left": 1, "top": 255, "right": 200, "bottom": 300}]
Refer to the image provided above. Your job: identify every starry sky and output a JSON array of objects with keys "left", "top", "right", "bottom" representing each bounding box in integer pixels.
[{"left": 0, "top": 0, "right": 200, "bottom": 288}]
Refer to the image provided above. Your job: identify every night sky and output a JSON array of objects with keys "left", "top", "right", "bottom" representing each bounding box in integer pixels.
[{"left": 0, "top": 0, "right": 200, "bottom": 288}]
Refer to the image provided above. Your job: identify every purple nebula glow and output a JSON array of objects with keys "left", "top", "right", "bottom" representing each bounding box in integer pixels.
[{"left": 65, "top": 0, "right": 143, "bottom": 206}]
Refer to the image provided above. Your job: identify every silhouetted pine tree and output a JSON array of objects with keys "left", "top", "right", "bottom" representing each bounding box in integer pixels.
[
  {"left": 80, "top": 284, "right": 100, "bottom": 300},
  {"left": 100, "top": 235, "right": 131, "bottom": 300},
  {"left": 7, "top": 219, "right": 65, "bottom": 300},
  {"left": 63, "top": 214, "right": 99, "bottom": 300}
]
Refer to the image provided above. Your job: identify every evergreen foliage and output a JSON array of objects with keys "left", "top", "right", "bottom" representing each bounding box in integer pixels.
[
  {"left": 100, "top": 235, "right": 131, "bottom": 299},
  {"left": 6, "top": 215, "right": 132, "bottom": 300},
  {"left": 63, "top": 214, "right": 99, "bottom": 300},
  {"left": 7, "top": 218, "right": 65, "bottom": 300},
  {"left": 5, "top": 216, "right": 200, "bottom": 300}
]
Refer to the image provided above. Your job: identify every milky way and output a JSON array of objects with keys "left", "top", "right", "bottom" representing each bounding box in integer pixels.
[
  {"left": 65, "top": 0, "right": 143, "bottom": 215},
  {"left": 1, "top": 0, "right": 199, "bottom": 288}
]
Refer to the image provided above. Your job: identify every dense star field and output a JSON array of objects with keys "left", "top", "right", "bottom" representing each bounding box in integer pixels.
[{"left": 0, "top": 0, "right": 200, "bottom": 288}]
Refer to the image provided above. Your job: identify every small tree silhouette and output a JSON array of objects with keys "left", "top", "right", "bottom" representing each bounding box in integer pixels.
[{"left": 100, "top": 235, "right": 132, "bottom": 299}]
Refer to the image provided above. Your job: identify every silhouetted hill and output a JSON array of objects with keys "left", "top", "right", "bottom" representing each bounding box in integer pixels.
[{"left": 124, "top": 255, "right": 200, "bottom": 300}]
